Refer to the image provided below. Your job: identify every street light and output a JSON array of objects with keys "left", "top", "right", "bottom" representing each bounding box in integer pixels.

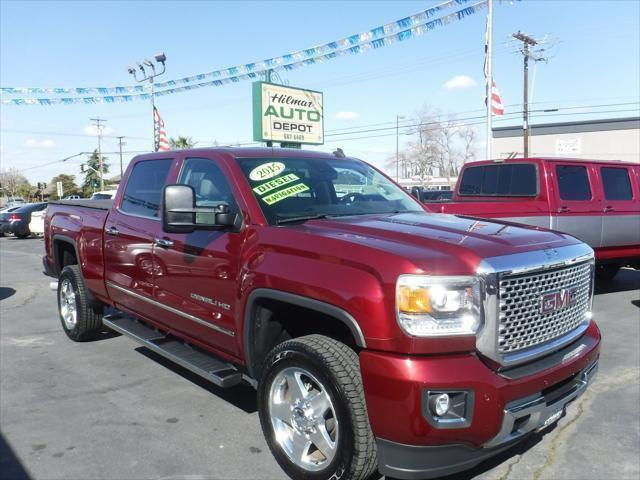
[
  {"left": 127, "top": 52, "right": 167, "bottom": 151},
  {"left": 396, "top": 115, "right": 406, "bottom": 182}
]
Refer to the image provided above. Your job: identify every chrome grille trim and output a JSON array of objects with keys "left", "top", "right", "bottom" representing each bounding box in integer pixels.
[
  {"left": 476, "top": 243, "right": 595, "bottom": 367},
  {"left": 498, "top": 262, "right": 592, "bottom": 355}
]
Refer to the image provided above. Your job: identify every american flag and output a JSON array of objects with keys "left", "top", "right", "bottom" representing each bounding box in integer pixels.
[
  {"left": 489, "top": 81, "right": 505, "bottom": 116},
  {"left": 154, "top": 107, "right": 170, "bottom": 151}
]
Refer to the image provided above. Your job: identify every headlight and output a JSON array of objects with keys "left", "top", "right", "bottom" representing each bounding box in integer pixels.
[{"left": 396, "top": 275, "right": 482, "bottom": 337}]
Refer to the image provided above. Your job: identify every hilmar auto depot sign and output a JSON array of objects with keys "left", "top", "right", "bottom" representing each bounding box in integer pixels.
[{"left": 252, "top": 82, "right": 324, "bottom": 145}]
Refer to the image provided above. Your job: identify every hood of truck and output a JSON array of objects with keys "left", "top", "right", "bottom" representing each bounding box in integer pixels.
[{"left": 289, "top": 212, "right": 581, "bottom": 274}]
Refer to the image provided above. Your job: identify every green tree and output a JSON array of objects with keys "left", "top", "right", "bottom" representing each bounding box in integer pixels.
[
  {"left": 50, "top": 173, "right": 79, "bottom": 200},
  {"left": 169, "top": 136, "right": 196, "bottom": 149},
  {"left": 16, "top": 183, "right": 36, "bottom": 201},
  {"left": 81, "top": 150, "right": 110, "bottom": 197}
]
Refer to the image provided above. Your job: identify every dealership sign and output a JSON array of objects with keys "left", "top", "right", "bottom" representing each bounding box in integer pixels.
[{"left": 252, "top": 82, "right": 324, "bottom": 145}]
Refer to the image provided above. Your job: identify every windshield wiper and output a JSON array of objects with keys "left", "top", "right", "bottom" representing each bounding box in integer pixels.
[{"left": 276, "top": 214, "right": 330, "bottom": 225}]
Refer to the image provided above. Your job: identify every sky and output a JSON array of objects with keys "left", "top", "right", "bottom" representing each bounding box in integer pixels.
[{"left": 1, "top": 0, "right": 639, "bottom": 185}]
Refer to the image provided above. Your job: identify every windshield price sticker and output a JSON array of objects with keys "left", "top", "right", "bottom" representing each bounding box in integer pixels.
[
  {"left": 253, "top": 173, "right": 300, "bottom": 196},
  {"left": 249, "top": 162, "right": 285, "bottom": 181},
  {"left": 263, "top": 183, "right": 309, "bottom": 205}
]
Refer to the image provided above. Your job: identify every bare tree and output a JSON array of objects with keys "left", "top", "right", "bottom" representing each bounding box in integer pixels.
[
  {"left": 0, "top": 168, "right": 29, "bottom": 198},
  {"left": 400, "top": 105, "right": 477, "bottom": 188},
  {"left": 459, "top": 126, "right": 476, "bottom": 165}
]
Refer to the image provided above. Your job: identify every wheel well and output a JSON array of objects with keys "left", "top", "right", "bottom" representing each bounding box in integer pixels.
[
  {"left": 54, "top": 239, "right": 78, "bottom": 275},
  {"left": 247, "top": 298, "right": 360, "bottom": 379}
]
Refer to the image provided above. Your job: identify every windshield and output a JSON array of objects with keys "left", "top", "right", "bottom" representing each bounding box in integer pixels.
[{"left": 237, "top": 157, "right": 422, "bottom": 224}]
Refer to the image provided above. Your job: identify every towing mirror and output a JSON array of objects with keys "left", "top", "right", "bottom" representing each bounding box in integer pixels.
[{"left": 162, "top": 184, "right": 236, "bottom": 234}]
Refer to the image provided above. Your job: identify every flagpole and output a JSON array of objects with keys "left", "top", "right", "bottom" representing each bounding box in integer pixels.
[
  {"left": 485, "top": 0, "right": 493, "bottom": 160},
  {"left": 150, "top": 76, "right": 156, "bottom": 152}
]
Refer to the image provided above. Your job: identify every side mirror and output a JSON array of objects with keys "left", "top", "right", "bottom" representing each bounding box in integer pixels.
[{"left": 162, "top": 184, "right": 236, "bottom": 234}]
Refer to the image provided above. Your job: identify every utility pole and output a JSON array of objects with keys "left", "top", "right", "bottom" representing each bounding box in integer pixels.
[
  {"left": 513, "top": 31, "right": 540, "bottom": 158},
  {"left": 117, "top": 136, "right": 126, "bottom": 179},
  {"left": 90, "top": 117, "right": 106, "bottom": 190}
]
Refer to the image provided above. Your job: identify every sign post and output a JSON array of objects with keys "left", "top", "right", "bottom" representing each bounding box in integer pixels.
[
  {"left": 56, "top": 181, "right": 64, "bottom": 199},
  {"left": 253, "top": 82, "right": 324, "bottom": 148}
]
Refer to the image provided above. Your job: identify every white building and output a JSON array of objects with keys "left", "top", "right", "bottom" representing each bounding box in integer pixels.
[{"left": 492, "top": 117, "right": 639, "bottom": 163}]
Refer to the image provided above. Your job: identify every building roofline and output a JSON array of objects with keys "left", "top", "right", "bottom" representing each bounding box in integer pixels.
[{"left": 493, "top": 116, "right": 640, "bottom": 138}]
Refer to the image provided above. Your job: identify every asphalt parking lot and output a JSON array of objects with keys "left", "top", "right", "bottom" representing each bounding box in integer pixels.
[{"left": 1, "top": 236, "right": 639, "bottom": 480}]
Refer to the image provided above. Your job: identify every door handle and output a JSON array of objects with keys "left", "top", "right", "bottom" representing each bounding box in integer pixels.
[
  {"left": 558, "top": 206, "right": 570, "bottom": 213},
  {"left": 154, "top": 238, "right": 174, "bottom": 249},
  {"left": 603, "top": 206, "right": 614, "bottom": 213},
  {"left": 105, "top": 226, "right": 119, "bottom": 236}
]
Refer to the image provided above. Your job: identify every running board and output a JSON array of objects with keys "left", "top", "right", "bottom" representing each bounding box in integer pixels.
[{"left": 102, "top": 314, "right": 243, "bottom": 388}]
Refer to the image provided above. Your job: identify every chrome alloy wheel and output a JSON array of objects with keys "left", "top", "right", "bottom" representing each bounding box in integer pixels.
[
  {"left": 269, "top": 366, "right": 339, "bottom": 471},
  {"left": 59, "top": 278, "right": 77, "bottom": 330}
]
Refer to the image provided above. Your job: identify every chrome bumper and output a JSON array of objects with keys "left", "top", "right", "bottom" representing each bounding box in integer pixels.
[{"left": 484, "top": 361, "right": 598, "bottom": 448}]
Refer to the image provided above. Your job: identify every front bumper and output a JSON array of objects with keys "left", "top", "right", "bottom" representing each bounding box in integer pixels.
[
  {"left": 375, "top": 360, "right": 598, "bottom": 479},
  {"left": 360, "top": 321, "right": 600, "bottom": 479}
]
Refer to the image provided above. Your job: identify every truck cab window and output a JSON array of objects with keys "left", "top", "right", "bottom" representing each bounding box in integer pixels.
[
  {"left": 459, "top": 164, "right": 536, "bottom": 196},
  {"left": 121, "top": 159, "right": 173, "bottom": 218},
  {"left": 556, "top": 165, "right": 592, "bottom": 201},
  {"left": 601, "top": 167, "right": 632, "bottom": 200},
  {"left": 179, "top": 158, "right": 238, "bottom": 214}
]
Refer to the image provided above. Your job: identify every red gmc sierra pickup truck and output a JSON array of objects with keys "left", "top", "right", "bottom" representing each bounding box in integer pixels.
[
  {"left": 44, "top": 148, "right": 600, "bottom": 480},
  {"left": 425, "top": 157, "right": 640, "bottom": 280}
]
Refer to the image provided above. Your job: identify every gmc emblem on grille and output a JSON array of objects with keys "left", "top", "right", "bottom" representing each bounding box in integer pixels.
[{"left": 540, "top": 285, "right": 580, "bottom": 314}]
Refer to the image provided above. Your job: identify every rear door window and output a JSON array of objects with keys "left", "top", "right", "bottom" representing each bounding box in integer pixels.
[
  {"left": 601, "top": 167, "right": 633, "bottom": 201},
  {"left": 121, "top": 159, "right": 173, "bottom": 218},
  {"left": 556, "top": 165, "right": 592, "bottom": 201},
  {"left": 459, "top": 164, "right": 537, "bottom": 196}
]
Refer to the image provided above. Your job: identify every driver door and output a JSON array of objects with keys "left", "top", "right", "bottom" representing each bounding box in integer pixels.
[{"left": 153, "top": 157, "right": 244, "bottom": 356}]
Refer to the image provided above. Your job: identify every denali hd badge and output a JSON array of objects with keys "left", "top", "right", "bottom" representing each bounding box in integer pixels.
[{"left": 540, "top": 285, "right": 579, "bottom": 315}]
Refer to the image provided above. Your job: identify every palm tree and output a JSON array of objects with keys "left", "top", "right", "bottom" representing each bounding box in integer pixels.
[{"left": 169, "top": 136, "right": 196, "bottom": 149}]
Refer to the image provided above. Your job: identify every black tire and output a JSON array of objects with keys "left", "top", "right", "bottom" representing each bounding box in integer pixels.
[
  {"left": 16, "top": 233, "right": 30, "bottom": 239},
  {"left": 57, "top": 265, "right": 103, "bottom": 341},
  {"left": 595, "top": 264, "right": 620, "bottom": 281},
  {"left": 258, "top": 334, "right": 377, "bottom": 480}
]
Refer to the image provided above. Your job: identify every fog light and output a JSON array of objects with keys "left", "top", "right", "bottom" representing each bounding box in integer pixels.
[
  {"left": 423, "top": 390, "right": 474, "bottom": 428},
  {"left": 432, "top": 393, "right": 450, "bottom": 416}
]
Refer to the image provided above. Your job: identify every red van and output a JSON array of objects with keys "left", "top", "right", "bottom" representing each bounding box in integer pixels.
[{"left": 428, "top": 158, "right": 640, "bottom": 279}]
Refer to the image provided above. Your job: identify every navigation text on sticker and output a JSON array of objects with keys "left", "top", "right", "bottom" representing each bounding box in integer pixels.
[
  {"left": 263, "top": 183, "right": 310, "bottom": 205},
  {"left": 253, "top": 173, "right": 300, "bottom": 196}
]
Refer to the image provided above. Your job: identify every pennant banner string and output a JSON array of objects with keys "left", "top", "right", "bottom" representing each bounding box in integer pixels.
[{"left": 1, "top": 0, "right": 491, "bottom": 105}]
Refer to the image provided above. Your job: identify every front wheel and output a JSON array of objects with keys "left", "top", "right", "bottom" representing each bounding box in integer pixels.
[{"left": 258, "top": 335, "right": 377, "bottom": 480}]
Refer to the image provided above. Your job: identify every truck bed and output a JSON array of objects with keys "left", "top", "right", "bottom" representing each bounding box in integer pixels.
[
  {"left": 48, "top": 199, "right": 113, "bottom": 210},
  {"left": 45, "top": 200, "right": 112, "bottom": 300}
]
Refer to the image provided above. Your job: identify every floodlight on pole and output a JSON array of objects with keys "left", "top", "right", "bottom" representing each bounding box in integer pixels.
[{"left": 127, "top": 52, "right": 168, "bottom": 151}]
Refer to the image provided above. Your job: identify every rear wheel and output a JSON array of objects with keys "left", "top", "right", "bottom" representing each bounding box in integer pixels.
[
  {"left": 57, "top": 265, "right": 103, "bottom": 341},
  {"left": 258, "top": 335, "right": 377, "bottom": 480},
  {"left": 595, "top": 264, "right": 620, "bottom": 281}
]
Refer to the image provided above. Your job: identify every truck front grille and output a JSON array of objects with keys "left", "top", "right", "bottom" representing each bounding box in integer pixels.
[{"left": 498, "top": 262, "right": 592, "bottom": 355}]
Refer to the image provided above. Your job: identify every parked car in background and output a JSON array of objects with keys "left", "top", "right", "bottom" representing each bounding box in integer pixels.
[
  {"left": 0, "top": 202, "right": 47, "bottom": 238},
  {"left": 0, "top": 206, "right": 22, "bottom": 237},
  {"left": 426, "top": 158, "right": 640, "bottom": 279},
  {"left": 29, "top": 208, "right": 47, "bottom": 236},
  {"left": 410, "top": 187, "right": 453, "bottom": 203},
  {"left": 4, "top": 197, "right": 26, "bottom": 208},
  {"left": 90, "top": 190, "right": 118, "bottom": 200},
  {"left": 63, "top": 195, "right": 81, "bottom": 200}
]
